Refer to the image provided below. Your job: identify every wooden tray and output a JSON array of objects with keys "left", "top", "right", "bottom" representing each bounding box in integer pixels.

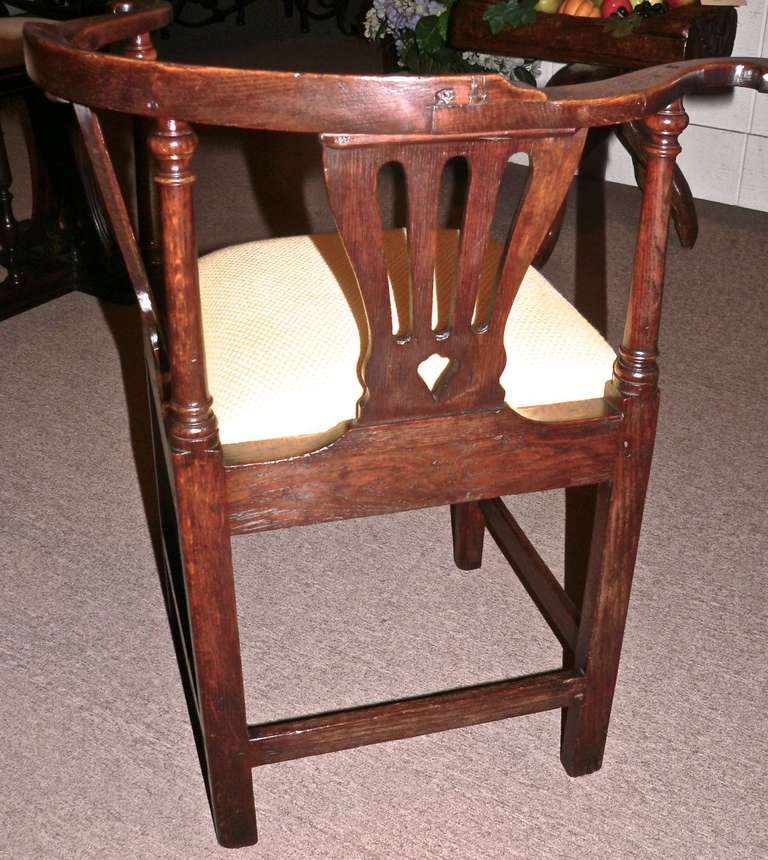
[{"left": 449, "top": 0, "right": 737, "bottom": 68}]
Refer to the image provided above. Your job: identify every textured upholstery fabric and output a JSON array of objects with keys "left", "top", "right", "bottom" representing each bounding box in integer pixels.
[{"left": 198, "top": 230, "right": 616, "bottom": 446}]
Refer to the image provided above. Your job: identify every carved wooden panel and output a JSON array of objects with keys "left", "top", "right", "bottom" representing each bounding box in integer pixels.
[{"left": 322, "top": 130, "right": 587, "bottom": 424}]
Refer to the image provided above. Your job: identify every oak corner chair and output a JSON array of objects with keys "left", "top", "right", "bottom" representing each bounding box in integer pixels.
[{"left": 22, "top": 2, "right": 768, "bottom": 848}]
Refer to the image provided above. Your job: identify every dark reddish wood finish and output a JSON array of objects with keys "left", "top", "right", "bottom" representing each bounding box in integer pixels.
[
  {"left": 125, "top": 30, "right": 165, "bottom": 297},
  {"left": 562, "top": 101, "right": 686, "bottom": 776},
  {"left": 151, "top": 113, "right": 257, "bottom": 847},
  {"left": 22, "top": 2, "right": 768, "bottom": 848},
  {"left": 248, "top": 670, "right": 587, "bottom": 765},
  {"left": 481, "top": 497, "right": 580, "bottom": 651},
  {"left": 323, "top": 131, "right": 586, "bottom": 422},
  {"left": 224, "top": 407, "right": 621, "bottom": 533},
  {"left": 617, "top": 117, "right": 698, "bottom": 247},
  {"left": 449, "top": 1, "right": 736, "bottom": 261},
  {"left": 22, "top": 7, "right": 761, "bottom": 133},
  {"left": 451, "top": 501, "right": 486, "bottom": 570},
  {"left": 542, "top": 62, "right": 699, "bottom": 260},
  {"left": 450, "top": 1, "right": 737, "bottom": 69}
]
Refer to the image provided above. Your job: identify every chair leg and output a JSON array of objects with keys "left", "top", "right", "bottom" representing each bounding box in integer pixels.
[
  {"left": 183, "top": 546, "right": 257, "bottom": 848},
  {"left": 451, "top": 501, "right": 485, "bottom": 570},
  {"left": 203, "top": 745, "right": 257, "bottom": 849},
  {"left": 173, "top": 453, "right": 258, "bottom": 848},
  {"left": 563, "top": 485, "right": 599, "bottom": 639},
  {"left": 560, "top": 399, "right": 657, "bottom": 776}
]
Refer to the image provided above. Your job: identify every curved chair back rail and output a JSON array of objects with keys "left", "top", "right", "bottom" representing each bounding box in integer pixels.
[
  {"left": 21, "top": 2, "right": 766, "bottom": 850},
  {"left": 22, "top": 3, "right": 768, "bottom": 132},
  {"left": 21, "top": 4, "right": 768, "bottom": 442}
]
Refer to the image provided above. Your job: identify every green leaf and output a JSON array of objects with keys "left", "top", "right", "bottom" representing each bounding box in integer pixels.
[
  {"left": 483, "top": 1, "right": 513, "bottom": 34},
  {"left": 415, "top": 15, "right": 445, "bottom": 54},
  {"left": 437, "top": 7, "right": 451, "bottom": 40},
  {"left": 483, "top": 0, "right": 538, "bottom": 34},
  {"left": 603, "top": 13, "right": 644, "bottom": 38},
  {"left": 403, "top": 41, "right": 421, "bottom": 73},
  {"left": 515, "top": 0, "right": 538, "bottom": 26}
]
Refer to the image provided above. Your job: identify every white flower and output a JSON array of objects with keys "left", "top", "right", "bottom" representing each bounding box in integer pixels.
[
  {"left": 364, "top": 0, "right": 540, "bottom": 82},
  {"left": 462, "top": 51, "right": 541, "bottom": 81},
  {"left": 363, "top": 6, "right": 380, "bottom": 39},
  {"left": 367, "top": 0, "right": 450, "bottom": 37}
]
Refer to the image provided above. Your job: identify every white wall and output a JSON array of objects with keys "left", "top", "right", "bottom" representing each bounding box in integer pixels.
[{"left": 540, "top": 1, "right": 768, "bottom": 211}]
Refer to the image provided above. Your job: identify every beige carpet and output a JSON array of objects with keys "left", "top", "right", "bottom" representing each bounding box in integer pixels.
[{"left": 2, "top": 6, "right": 767, "bottom": 858}]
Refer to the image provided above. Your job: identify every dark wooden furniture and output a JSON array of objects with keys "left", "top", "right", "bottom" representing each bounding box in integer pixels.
[
  {"left": 23, "top": 0, "right": 768, "bottom": 848},
  {"left": 451, "top": 1, "right": 738, "bottom": 254},
  {"left": 0, "top": 15, "right": 132, "bottom": 319},
  {"left": 0, "top": 18, "right": 78, "bottom": 318},
  {"left": 451, "top": 1, "right": 738, "bottom": 69},
  {"left": 0, "top": 0, "right": 107, "bottom": 18},
  {"left": 172, "top": 0, "right": 351, "bottom": 30}
]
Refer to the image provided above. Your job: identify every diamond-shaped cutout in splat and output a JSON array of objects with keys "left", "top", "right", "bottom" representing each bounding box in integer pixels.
[{"left": 418, "top": 353, "right": 452, "bottom": 393}]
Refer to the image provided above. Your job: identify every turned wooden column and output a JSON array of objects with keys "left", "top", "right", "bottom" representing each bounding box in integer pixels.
[
  {"left": 150, "top": 119, "right": 214, "bottom": 446},
  {"left": 614, "top": 100, "right": 688, "bottom": 400},
  {"left": 561, "top": 101, "right": 688, "bottom": 777},
  {"left": 111, "top": 2, "right": 164, "bottom": 293},
  {"left": 149, "top": 118, "right": 257, "bottom": 849},
  {"left": 123, "top": 26, "right": 165, "bottom": 307}
]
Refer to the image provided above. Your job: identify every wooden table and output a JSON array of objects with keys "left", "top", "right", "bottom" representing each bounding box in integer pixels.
[{"left": 450, "top": 1, "right": 738, "bottom": 256}]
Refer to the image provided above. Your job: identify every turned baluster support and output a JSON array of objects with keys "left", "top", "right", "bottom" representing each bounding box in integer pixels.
[
  {"left": 614, "top": 100, "right": 688, "bottom": 401},
  {"left": 561, "top": 101, "right": 688, "bottom": 778},
  {"left": 149, "top": 116, "right": 256, "bottom": 848},
  {"left": 114, "top": 3, "right": 166, "bottom": 310},
  {"left": 149, "top": 118, "right": 217, "bottom": 450}
]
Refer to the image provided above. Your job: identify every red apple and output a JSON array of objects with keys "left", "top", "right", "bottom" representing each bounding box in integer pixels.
[{"left": 601, "top": 0, "right": 632, "bottom": 16}]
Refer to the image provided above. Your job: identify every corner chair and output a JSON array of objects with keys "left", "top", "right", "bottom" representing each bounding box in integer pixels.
[{"left": 22, "top": 2, "right": 768, "bottom": 847}]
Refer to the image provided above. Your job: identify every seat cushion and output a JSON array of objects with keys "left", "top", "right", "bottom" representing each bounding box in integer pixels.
[{"left": 198, "top": 230, "right": 616, "bottom": 447}]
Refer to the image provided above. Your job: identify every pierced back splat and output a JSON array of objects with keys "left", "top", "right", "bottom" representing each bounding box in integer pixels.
[{"left": 322, "top": 130, "right": 587, "bottom": 425}]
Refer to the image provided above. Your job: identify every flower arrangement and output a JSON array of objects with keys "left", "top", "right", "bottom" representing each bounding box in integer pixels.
[
  {"left": 364, "top": 0, "right": 688, "bottom": 79},
  {"left": 363, "top": 0, "right": 540, "bottom": 84}
]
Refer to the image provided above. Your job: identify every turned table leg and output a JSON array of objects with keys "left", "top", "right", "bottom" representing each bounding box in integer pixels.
[{"left": 0, "top": 114, "right": 23, "bottom": 289}]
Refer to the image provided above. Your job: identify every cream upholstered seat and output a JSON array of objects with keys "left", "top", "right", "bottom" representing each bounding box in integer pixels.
[{"left": 198, "top": 229, "right": 616, "bottom": 447}]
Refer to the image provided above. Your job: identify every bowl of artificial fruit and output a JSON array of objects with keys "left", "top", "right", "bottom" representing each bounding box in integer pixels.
[
  {"left": 479, "top": 0, "right": 703, "bottom": 46},
  {"left": 536, "top": 0, "right": 696, "bottom": 33}
]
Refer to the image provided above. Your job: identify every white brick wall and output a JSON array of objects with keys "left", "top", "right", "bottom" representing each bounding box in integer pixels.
[{"left": 540, "top": 1, "right": 768, "bottom": 211}]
